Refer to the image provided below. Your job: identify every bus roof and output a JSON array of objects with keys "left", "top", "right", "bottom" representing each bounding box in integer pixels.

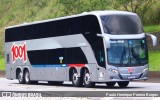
[{"left": 5, "top": 10, "right": 137, "bottom": 29}]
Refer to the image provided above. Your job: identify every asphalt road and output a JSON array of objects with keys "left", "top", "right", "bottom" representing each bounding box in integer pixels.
[
  {"left": 0, "top": 78, "right": 160, "bottom": 91},
  {"left": 1, "top": 78, "right": 160, "bottom": 100}
]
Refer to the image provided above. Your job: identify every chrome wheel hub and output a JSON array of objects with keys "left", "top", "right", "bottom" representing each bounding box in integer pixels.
[
  {"left": 18, "top": 72, "right": 23, "bottom": 81},
  {"left": 84, "top": 73, "right": 90, "bottom": 84},
  {"left": 73, "top": 73, "right": 78, "bottom": 84}
]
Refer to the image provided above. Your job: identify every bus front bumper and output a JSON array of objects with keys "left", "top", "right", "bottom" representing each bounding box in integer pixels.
[
  {"left": 109, "top": 76, "right": 148, "bottom": 82},
  {"left": 108, "top": 71, "right": 148, "bottom": 82},
  {"left": 106, "top": 65, "right": 149, "bottom": 82}
]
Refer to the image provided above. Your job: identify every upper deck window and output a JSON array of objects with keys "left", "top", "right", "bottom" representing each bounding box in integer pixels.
[{"left": 101, "top": 14, "right": 144, "bottom": 35}]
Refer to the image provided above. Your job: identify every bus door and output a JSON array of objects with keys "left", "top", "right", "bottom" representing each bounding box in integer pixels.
[{"left": 96, "top": 50, "right": 106, "bottom": 82}]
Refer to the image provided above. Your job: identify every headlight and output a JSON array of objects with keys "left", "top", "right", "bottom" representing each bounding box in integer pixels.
[
  {"left": 142, "top": 68, "right": 148, "bottom": 73},
  {"left": 109, "top": 69, "right": 119, "bottom": 74}
]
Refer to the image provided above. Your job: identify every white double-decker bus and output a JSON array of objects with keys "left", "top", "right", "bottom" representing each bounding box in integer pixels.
[{"left": 4, "top": 11, "right": 157, "bottom": 88}]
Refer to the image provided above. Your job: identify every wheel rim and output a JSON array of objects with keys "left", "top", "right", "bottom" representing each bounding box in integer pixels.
[
  {"left": 25, "top": 72, "right": 29, "bottom": 82},
  {"left": 73, "top": 73, "right": 78, "bottom": 84},
  {"left": 18, "top": 72, "right": 23, "bottom": 82},
  {"left": 84, "top": 73, "right": 90, "bottom": 85}
]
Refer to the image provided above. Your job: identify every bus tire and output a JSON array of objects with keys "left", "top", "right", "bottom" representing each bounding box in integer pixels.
[
  {"left": 48, "top": 81, "right": 63, "bottom": 85},
  {"left": 17, "top": 70, "right": 25, "bottom": 84},
  {"left": 83, "top": 69, "right": 95, "bottom": 88},
  {"left": 118, "top": 81, "right": 129, "bottom": 88},
  {"left": 106, "top": 82, "right": 116, "bottom": 87},
  {"left": 24, "top": 69, "right": 36, "bottom": 84},
  {"left": 71, "top": 69, "right": 83, "bottom": 87}
]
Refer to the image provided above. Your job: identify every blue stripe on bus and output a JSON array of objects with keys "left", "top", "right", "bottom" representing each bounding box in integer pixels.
[{"left": 32, "top": 64, "right": 68, "bottom": 68}]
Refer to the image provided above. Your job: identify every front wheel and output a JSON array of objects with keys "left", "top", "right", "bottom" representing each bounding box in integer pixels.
[
  {"left": 83, "top": 70, "right": 95, "bottom": 88},
  {"left": 118, "top": 81, "right": 129, "bottom": 88}
]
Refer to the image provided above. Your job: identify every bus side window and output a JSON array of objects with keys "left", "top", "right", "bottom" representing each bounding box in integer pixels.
[
  {"left": 65, "top": 48, "right": 88, "bottom": 64},
  {"left": 6, "top": 54, "right": 10, "bottom": 63},
  {"left": 94, "top": 39, "right": 106, "bottom": 68},
  {"left": 96, "top": 50, "right": 105, "bottom": 67},
  {"left": 99, "top": 51, "right": 104, "bottom": 63}
]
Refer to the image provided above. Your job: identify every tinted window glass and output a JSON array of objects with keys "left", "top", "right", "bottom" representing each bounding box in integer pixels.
[
  {"left": 107, "top": 39, "right": 148, "bottom": 66},
  {"left": 65, "top": 48, "right": 88, "bottom": 64},
  {"left": 6, "top": 54, "right": 10, "bottom": 63},
  {"left": 28, "top": 48, "right": 65, "bottom": 64},
  {"left": 81, "top": 15, "right": 106, "bottom": 68},
  {"left": 28, "top": 47, "right": 88, "bottom": 65},
  {"left": 101, "top": 15, "right": 143, "bottom": 34}
]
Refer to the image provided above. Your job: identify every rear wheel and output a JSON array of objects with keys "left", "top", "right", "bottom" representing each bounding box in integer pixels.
[
  {"left": 118, "top": 81, "right": 129, "bottom": 88},
  {"left": 24, "top": 70, "right": 38, "bottom": 84},
  {"left": 71, "top": 69, "right": 83, "bottom": 87},
  {"left": 83, "top": 69, "right": 95, "bottom": 88},
  {"left": 24, "top": 70, "right": 31, "bottom": 84},
  {"left": 18, "top": 70, "right": 25, "bottom": 84},
  {"left": 106, "top": 82, "right": 116, "bottom": 87}
]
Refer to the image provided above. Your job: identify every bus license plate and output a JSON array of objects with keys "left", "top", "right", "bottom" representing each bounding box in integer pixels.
[{"left": 128, "top": 76, "right": 135, "bottom": 79}]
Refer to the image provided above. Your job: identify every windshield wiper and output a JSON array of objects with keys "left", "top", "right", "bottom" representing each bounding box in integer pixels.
[{"left": 120, "top": 46, "right": 129, "bottom": 66}]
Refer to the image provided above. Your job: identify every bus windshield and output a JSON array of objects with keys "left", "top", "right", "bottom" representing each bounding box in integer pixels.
[
  {"left": 101, "top": 15, "right": 143, "bottom": 34},
  {"left": 107, "top": 39, "right": 148, "bottom": 66}
]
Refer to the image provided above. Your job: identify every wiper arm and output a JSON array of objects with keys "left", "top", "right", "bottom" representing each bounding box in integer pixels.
[{"left": 120, "top": 46, "right": 126, "bottom": 66}]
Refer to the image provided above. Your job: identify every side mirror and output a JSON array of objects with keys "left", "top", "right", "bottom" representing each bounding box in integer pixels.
[
  {"left": 97, "top": 34, "right": 110, "bottom": 48},
  {"left": 145, "top": 33, "right": 157, "bottom": 46}
]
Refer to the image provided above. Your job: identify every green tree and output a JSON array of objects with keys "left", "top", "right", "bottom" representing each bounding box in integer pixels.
[
  {"left": 58, "top": 0, "right": 111, "bottom": 15},
  {"left": 58, "top": 0, "right": 83, "bottom": 15},
  {"left": 111, "top": 0, "right": 159, "bottom": 25}
]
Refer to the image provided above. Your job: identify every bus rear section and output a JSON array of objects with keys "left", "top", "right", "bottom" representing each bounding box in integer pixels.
[{"left": 4, "top": 13, "right": 105, "bottom": 88}]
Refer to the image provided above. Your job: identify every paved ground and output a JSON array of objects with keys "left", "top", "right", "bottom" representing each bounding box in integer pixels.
[
  {"left": 0, "top": 78, "right": 160, "bottom": 100},
  {"left": 0, "top": 78, "right": 160, "bottom": 91}
]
